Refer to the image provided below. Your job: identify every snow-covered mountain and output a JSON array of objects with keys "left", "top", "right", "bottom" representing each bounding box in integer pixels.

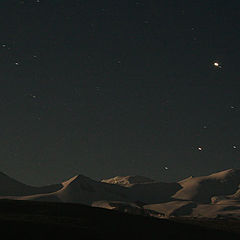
[
  {"left": 173, "top": 169, "right": 240, "bottom": 203},
  {"left": 101, "top": 175, "right": 181, "bottom": 203},
  {"left": 2, "top": 169, "right": 240, "bottom": 219}
]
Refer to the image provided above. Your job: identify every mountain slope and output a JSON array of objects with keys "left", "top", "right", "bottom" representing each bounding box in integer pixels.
[
  {"left": 173, "top": 169, "right": 240, "bottom": 203},
  {"left": 0, "top": 172, "right": 62, "bottom": 196},
  {"left": 55, "top": 175, "right": 129, "bottom": 204}
]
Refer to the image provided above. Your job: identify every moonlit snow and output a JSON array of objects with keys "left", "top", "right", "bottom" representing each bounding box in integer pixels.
[{"left": 2, "top": 169, "right": 240, "bottom": 218}]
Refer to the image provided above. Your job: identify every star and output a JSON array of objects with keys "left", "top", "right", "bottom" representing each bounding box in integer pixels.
[
  {"left": 213, "top": 62, "right": 222, "bottom": 68},
  {"left": 15, "top": 62, "right": 19, "bottom": 65}
]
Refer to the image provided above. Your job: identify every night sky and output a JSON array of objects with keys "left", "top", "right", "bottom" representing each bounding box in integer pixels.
[{"left": 0, "top": 0, "right": 239, "bottom": 186}]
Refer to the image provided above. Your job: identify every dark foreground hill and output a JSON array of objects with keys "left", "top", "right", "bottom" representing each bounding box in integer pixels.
[{"left": 0, "top": 199, "right": 239, "bottom": 240}]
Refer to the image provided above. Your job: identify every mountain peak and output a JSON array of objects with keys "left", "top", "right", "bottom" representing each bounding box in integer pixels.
[
  {"left": 62, "top": 174, "right": 95, "bottom": 187},
  {"left": 101, "top": 175, "right": 155, "bottom": 187}
]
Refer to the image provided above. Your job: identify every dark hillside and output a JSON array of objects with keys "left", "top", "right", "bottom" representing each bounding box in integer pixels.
[{"left": 0, "top": 200, "right": 238, "bottom": 240}]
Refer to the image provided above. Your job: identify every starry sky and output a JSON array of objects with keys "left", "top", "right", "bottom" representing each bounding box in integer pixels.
[{"left": 0, "top": 0, "right": 239, "bottom": 186}]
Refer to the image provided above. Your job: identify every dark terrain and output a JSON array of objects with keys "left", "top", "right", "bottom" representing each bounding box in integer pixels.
[{"left": 0, "top": 199, "right": 239, "bottom": 240}]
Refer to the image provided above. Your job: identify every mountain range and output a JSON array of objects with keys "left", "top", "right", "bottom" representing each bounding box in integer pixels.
[{"left": 2, "top": 169, "right": 240, "bottom": 219}]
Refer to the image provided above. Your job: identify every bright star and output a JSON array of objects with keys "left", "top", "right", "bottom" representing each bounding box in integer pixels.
[{"left": 213, "top": 62, "right": 222, "bottom": 68}]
